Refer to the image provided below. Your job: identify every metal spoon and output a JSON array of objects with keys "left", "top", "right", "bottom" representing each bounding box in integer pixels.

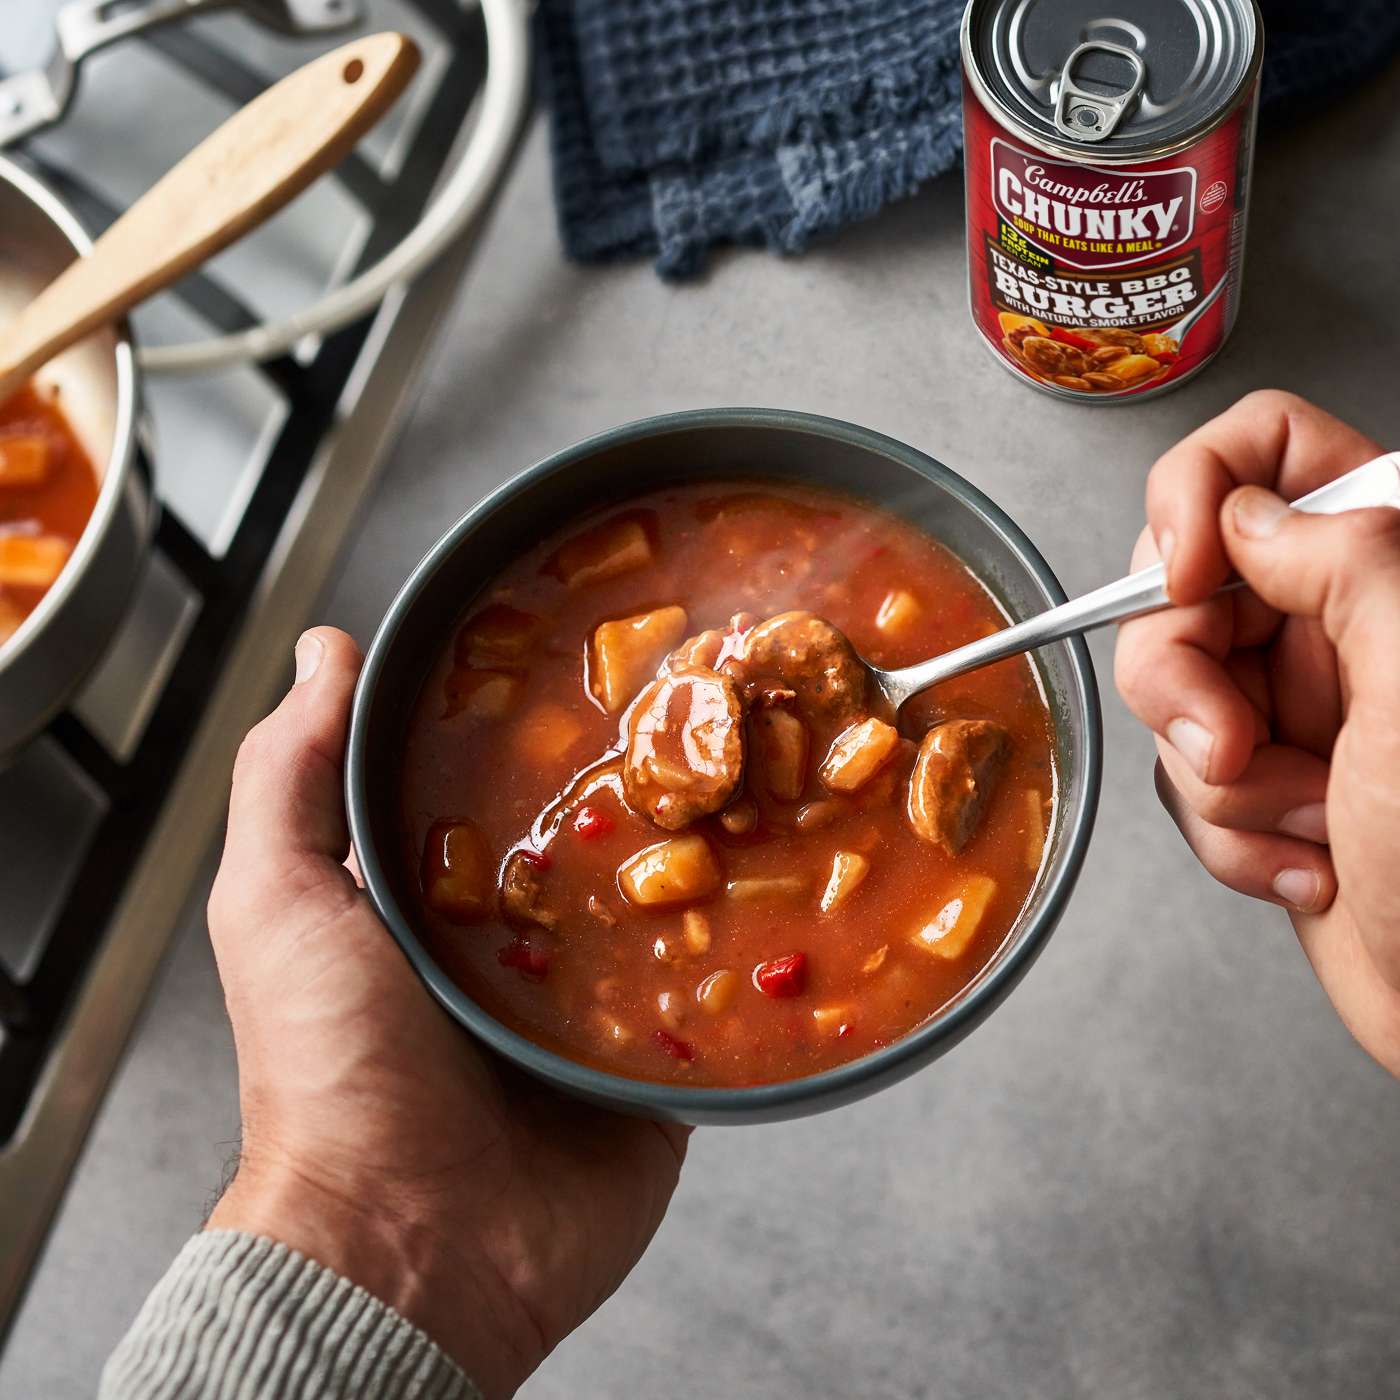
[
  {"left": 869, "top": 452, "right": 1400, "bottom": 712},
  {"left": 1158, "top": 272, "right": 1229, "bottom": 353}
]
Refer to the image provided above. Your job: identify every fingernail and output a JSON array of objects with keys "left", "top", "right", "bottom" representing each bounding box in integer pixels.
[
  {"left": 1156, "top": 528, "right": 1176, "bottom": 568},
  {"left": 1232, "top": 488, "right": 1289, "bottom": 540},
  {"left": 1273, "top": 867, "right": 1320, "bottom": 912},
  {"left": 1279, "top": 802, "right": 1328, "bottom": 844},
  {"left": 294, "top": 632, "right": 324, "bottom": 685},
  {"left": 1166, "top": 717, "right": 1215, "bottom": 782}
]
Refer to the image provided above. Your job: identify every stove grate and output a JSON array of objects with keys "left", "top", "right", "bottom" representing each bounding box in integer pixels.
[{"left": 0, "top": 1, "right": 492, "bottom": 1147}]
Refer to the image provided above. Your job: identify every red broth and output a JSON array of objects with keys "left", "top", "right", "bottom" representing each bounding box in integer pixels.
[
  {"left": 399, "top": 481, "right": 1056, "bottom": 1087},
  {"left": 0, "top": 383, "right": 99, "bottom": 644}
]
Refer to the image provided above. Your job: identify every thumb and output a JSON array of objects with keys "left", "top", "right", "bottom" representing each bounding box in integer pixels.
[
  {"left": 217, "top": 626, "right": 364, "bottom": 920},
  {"left": 1221, "top": 488, "right": 1400, "bottom": 696}
]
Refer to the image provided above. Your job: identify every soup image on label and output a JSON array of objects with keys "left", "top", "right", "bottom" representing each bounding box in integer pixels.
[
  {"left": 0, "top": 382, "right": 99, "bottom": 647},
  {"left": 398, "top": 481, "right": 1058, "bottom": 1088}
]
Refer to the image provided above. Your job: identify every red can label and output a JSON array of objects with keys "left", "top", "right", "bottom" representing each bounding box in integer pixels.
[{"left": 963, "top": 82, "right": 1256, "bottom": 400}]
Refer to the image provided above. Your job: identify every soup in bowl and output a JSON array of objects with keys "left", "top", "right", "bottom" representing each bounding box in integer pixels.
[
  {"left": 348, "top": 410, "right": 1101, "bottom": 1123},
  {"left": 0, "top": 155, "right": 150, "bottom": 760}
]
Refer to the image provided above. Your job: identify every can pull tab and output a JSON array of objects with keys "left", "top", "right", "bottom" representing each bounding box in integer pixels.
[{"left": 1053, "top": 40, "right": 1145, "bottom": 142}]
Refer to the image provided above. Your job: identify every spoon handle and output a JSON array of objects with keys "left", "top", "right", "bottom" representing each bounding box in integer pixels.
[
  {"left": 881, "top": 452, "right": 1400, "bottom": 705},
  {"left": 0, "top": 31, "right": 417, "bottom": 402}
]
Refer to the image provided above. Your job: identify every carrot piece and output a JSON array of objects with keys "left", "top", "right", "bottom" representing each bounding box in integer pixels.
[
  {"left": 0, "top": 436, "right": 50, "bottom": 488},
  {"left": 0, "top": 534, "right": 71, "bottom": 588}
]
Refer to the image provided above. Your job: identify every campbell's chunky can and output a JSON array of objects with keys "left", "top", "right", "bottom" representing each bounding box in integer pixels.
[{"left": 960, "top": 0, "right": 1263, "bottom": 402}]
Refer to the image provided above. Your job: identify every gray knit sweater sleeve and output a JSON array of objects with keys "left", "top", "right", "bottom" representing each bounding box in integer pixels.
[{"left": 99, "top": 1230, "right": 481, "bottom": 1400}]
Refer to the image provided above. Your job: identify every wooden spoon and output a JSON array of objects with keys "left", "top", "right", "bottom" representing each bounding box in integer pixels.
[{"left": 0, "top": 31, "right": 419, "bottom": 402}]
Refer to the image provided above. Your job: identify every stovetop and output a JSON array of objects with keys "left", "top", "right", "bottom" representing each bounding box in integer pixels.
[{"left": 0, "top": 0, "right": 528, "bottom": 1339}]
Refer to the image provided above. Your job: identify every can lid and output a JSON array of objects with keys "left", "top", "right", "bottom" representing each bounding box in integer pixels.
[{"left": 964, "top": 0, "right": 1261, "bottom": 157}]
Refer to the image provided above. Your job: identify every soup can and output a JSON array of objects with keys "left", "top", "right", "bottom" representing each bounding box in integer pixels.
[{"left": 960, "top": 0, "right": 1263, "bottom": 403}]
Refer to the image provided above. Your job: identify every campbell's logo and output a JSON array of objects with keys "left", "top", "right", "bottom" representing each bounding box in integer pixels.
[{"left": 991, "top": 139, "right": 1197, "bottom": 271}]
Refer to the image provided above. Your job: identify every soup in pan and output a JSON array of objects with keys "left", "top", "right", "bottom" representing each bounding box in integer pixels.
[
  {"left": 399, "top": 481, "right": 1057, "bottom": 1088},
  {"left": 0, "top": 382, "right": 99, "bottom": 646}
]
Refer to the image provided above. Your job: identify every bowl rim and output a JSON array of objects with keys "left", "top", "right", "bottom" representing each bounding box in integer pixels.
[{"left": 347, "top": 407, "right": 1103, "bottom": 1118}]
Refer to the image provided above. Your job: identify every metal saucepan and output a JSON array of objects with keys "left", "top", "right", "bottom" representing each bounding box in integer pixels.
[
  {"left": 0, "top": 0, "right": 533, "bottom": 760},
  {"left": 0, "top": 156, "right": 152, "bottom": 760}
]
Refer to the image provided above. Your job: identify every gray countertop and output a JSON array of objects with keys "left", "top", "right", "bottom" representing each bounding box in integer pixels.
[{"left": 5, "top": 69, "right": 1400, "bottom": 1400}]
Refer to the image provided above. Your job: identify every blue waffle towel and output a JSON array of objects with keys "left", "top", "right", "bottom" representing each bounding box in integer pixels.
[{"left": 539, "top": 0, "right": 1400, "bottom": 279}]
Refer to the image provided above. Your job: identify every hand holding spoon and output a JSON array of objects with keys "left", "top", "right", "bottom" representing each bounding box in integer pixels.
[
  {"left": 869, "top": 452, "right": 1400, "bottom": 712},
  {"left": 0, "top": 31, "right": 418, "bottom": 403}
]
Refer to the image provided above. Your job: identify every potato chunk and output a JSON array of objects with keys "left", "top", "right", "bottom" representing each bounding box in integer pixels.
[
  {"left": 750, "top": 704, "right": 808, "bottom": 801},
  {"left": 549, "top": 514, "right": 653, "bottom": 588},
  {"left": 590, "top": 604, "right": 688, "bottom": 712},
  {"left": 0, "top": 534, "right": 71, "bottom": 588},
  {"left": 420, "top": 819, "right": 494, "bottom": 924},
  {"left": 811, "top": 1005, "right": 852, "bottom": 1037},
  {"left": 1102, "top": 353, "right": 1160, "bottom": 385},
  {"left": 514, "top": 703, "right": 585, "bottom": 766},
  {"left": 443, "top": 668, "right": 522, "bottom": 721},
  {"left": 454, "top": 603, "right": 539, "bottom": 668},
  {"left": 1024, "top": 787, "right": 1047, "bottom": 871},
  {"left": 819, "top": 716, "right": 899, "bottom": 793},
  {"left": 910, "top": 876, "right": 998, "bottom": 961},
  {"left": 874, "top": 588, "right": 921, "bottom": 637},
  {"left": 0, "top": 436, "right": 50, "bottom": 488},
  {"left": 618, "top": 834, "right": 722, "bottom": 907},
  {"left": 819, "top": 850, "right": 869, "bottom": 913},
  {"left": 725, "top": 874, "right": 807, "bottom": 902},
  {"left": 682, "top": 908, "right": 712, "bottom": 954}
]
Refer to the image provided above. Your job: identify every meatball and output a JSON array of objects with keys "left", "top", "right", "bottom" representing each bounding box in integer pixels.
[
  {"left": 623, "top": 665, "right": 745, "bottom": 830},
  {"left": 664, "top": 611, "right": 756, "bottom": 673},
  {"left": 725, "top": 611, "right": 868, "bottom": 720},
  {"left": 906, "top": 719, "right": 1010, "bottom": 854},
  {"left": 1017, "top": 336, "right": 1089, "bottom": 378}
]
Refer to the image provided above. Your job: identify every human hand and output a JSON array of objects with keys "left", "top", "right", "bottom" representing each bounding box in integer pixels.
[
  {"left": 1115, "top": 391, "right": 1400, "bottom": 1078},
  {"left": 205, "top": 627, "right": 689, "bottom": 1398}
]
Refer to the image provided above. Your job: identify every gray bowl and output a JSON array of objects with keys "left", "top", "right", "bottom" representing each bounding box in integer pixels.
[{"left": 347, "top": 409, "right": 1102, "bottom": 1125}]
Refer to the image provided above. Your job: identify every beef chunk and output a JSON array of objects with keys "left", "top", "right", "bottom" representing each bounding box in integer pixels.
[
  {"left": 500, "top": 849, "right": 557, "bottom": 929},
  {"left": 906, "top": 719, "right": 1010, "bottom": 854}
]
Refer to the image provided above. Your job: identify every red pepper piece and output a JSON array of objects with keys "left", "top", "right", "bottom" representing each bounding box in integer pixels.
[
  {"left": 753, "top": 951, "right": 808, "bottom": 998},
  {"left": 573, "top": 804, "right": 615, "bottom": 840},
  {"left": 498, "top": 936, "right": 549, "bottom": 979},
  {"left": 516, "top": 847, "right": 552, "bottom": 871},
  {"left": 1046, "top": 325, "right": 1099, "bottom": 354},
  {"left": 653, "top": 1029, "right": 695, "bottom": 1061}
]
